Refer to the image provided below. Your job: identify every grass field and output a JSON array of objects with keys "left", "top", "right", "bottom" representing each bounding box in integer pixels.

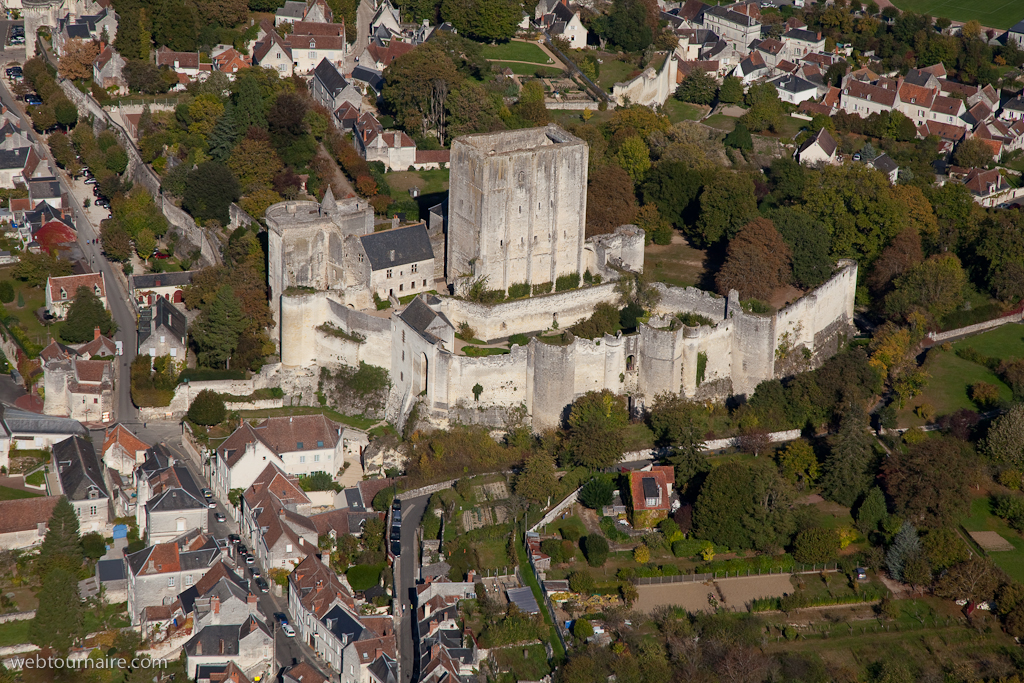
[
  {"left": 492, "top": 644, "right": 552, "bottom": 682},
  {"left": 480, "top": 41, "right": 552, "bottom": 64},
  {"left": 386, "top": 169, "right": 449, "bottom": 196},
  {"left": 664, "top": 98, "right": 705, "bottom": 123},
  {"left": 490, "top": 61, "right": 564, "bottom": 77},
  {"left": 703, "top": 113, "right": 738, "bottom": 132},
  {"left": 0, "top": 486, "right": 39, "bottom": 501},
  {"left": 645, "top": 236, "right": 707, "bottom": 288},
  {"left": 898, "top": 324, "right": 1024, "bottom": 426},
  {"left": 596, "top": 58, "right": 638, "bottom": 89},
  {"left": 962, "top": 495, "right": 1024, "bottom": 583},
  {"left": 889, "top": 0, "right": 1022, "bottom": 29},
  {"left": 239, "top": 406, "right": 378, "bottom": 430}
]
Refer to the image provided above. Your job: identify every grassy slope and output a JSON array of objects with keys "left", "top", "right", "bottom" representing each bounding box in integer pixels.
[{"left": 889, "top": 0, "right": 1020, "bottom": 29}]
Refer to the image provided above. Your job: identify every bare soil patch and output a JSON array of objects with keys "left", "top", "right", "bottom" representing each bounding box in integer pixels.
[{"left": 970, "top": 531, "right": 1016, "bottom": 552}]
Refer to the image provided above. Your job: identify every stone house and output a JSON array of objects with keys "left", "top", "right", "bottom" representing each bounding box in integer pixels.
[
  {"left": 1009, "top": 18, "right": 1024, "bottom": 49},
  {"left": 192, "top": 578, "right": 261, "bottom": 631},
  {"left": 961, "top": 168, "right": 1014, "bottom": 207},
  {"left": 1003, "top": 95, "right": 1024, "bottom": 122},
  {"left": 155, "top": 47, "right": 203, "bottom": 78},
  {"left": 310, "top": 59, "right": 363, "bottom": 118},
  {"left": 252, "top": 30, "right": 293, "bottom": 76},
  {"left": 286, "top": 33, "right": 347, "bottom": 74},
  {"left": 139, "top": 464, "right": 209, "bottom": 543},
  {"left": 840, "top": 79, "right": 897, "bottom": 118},
  {"left": 626, "top": 465, "right": 674, "bottom": 529},
  {"left": 102, "top": 423, "right": 150, "bottom": 478},
  {"left": 183, "top": 615, "right": 273, "bottom": 681},
  {"left": 288, "top": 554, "right": 357, "bottom": 644},
  {"left": 46, "top": 272, "right": 107, "bottom": 320},
  {"left": 126, "top": 531, "right": 222, "bottom": 625},
  {"left": 53, "top": 436, "right": 109, "bottom": 531},
  {"left": 0, "top": 496, "right": 59, "bottom": 550},
  {"left": 768, "top": 73, "right": 817, "bottom": 105},
  {"left": 138, "top": 297, "right": 188, "bottom": 366},
  {"left": 357, "top": 41, "right": 413, "bottom": 71},
  {"left": 211, "top": 424, "right": 286, "bottom": 500},
  {"left": 867, "top": 153, "right": 899, "bottom": 184},
  {"left": 780, "top": 27, "right": 824, "bottom": 62},
  {"left": 129, "top": 270, "right": 194, "bottom": 307},
  {"left": 356, "top": 223, "right": 435, "bottom": 301},
  {"left": 93, "top": 45, "right": 127, "bottom": 92},
  {"left": 537, "top": 0, "right": 588, "bottom": 49},
  {"left": 357, "top": 128, "right": 417, "bottom": 171},
  {"left": 240, "top": 463, "right": 316, "bottom": 571},
  {"left": 53, "top": 7, "right": 118, "bottom": 57},
  {"left": 40, "top": 339, "right": 114, "bottom": 422},
  {"left": 794, "top": 127, "right": 838, "bottom": 166},
  {"left": 701, "top": 5, "right": 760, "bottom": 52}
]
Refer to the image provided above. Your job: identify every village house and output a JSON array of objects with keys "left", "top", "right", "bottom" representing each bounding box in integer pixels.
[
  {"left": 45, "top": 271, "right": 106, "bottom": 320},
  {"left": 126, "top": 530, "right": 222, "bottom": 625},
  {"left": 0, "top": 496, "right": 60, "bottom": 550},
  {"left": 310, "top": 59, "right": 363, "bottom": 118},
  {"left": 355, "top": 224, "right": 435, "bottom": 301},
  {"left": 138, "top": 297, "right": 188, "bottom": 365},
  {"left": 102, "top": 423, "right": 150, "bottom": 478},
  {"left": 53, "top": 435, "right": 110, "bottom": 532},
  {"left": 93, "top": 45, "right": 127, "bottom": 92},
  {"left": 794, "top": 127, "right": 838, "bottom": 166},
  {"left": 627, "top": 465, "right": 675, "bottom": 529}
]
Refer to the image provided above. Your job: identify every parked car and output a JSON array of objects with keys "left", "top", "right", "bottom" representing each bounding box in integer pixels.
[
  {"left": 228, "top": 534, "right": 241, "bottom": 544},
  {"left": 273, "top": 612, "right": 288, "bottom": 625},
  {"left": 391, "top": 540, "right": 401, "bottom": 556},
  {"left": 237, "top": 544, "right": 249, "bottom": 555},
  {"left": 207, "top": 500, "right": 216, "bottom": 509},
  {"left": 281, "top": 623, "right": 296, "bottom": 637},
  {"left": 255, "top": 577, "right": 269, "bottom": 593},
  {"left": 245, "top": 554, "right": 255, "bottom": 565},
  {"left": 24, "top": 94, "right": 41, "bottom": 105},
  {"left": 249, "top": 566, "right": 261, "bottom": 577},
  {"left": 202, "top": 488, "right": 213, "bottom": 499},
  {"left": 214, "top": 512, "right": 226, "bottom": 523}
]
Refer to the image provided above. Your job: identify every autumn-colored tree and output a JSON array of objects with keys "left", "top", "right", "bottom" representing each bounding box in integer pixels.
[
  {"left": 227, "top": 136, "right": 283, "bottom": 190},
  {"left": 869, "top": 320, "right": 928, "bottom": 408},
  {"left": 616, "top": 135, "right": 650, "bottom": 184},
  {"left": 58, "top": 40, "right": 101, "bottom": 80},
  {"left": 715, "top": 218, "right": 791, "bottom": 301},
  {"left": 883, "top": 436, "right": 970, "bottom": 528},
  {"left": 884, "top": 253, "right": 967, "bottom": 324},
  {"left": 868, "top": 226, "right": 923, "bottom": 295},
  {"left": 585, "top": 163, "right": 636, "bottom": 237}
]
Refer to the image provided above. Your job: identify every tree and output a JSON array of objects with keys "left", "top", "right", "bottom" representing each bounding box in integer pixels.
[
  {"left": 578, "top": 477, "right": 614, "bottom": 509},
  {"left": 884, "top": 253, "right": 967, "bottom": 324},
  {"left": 38, "top": 496, "right": 82, "bottom": 575},
  {"left": 382, "top": 39, "right": 463, "bottom": 137},
  {"left": 13, "top": 251, "right": 72, "bottom": 286},
  {"left": 124, "top": 60, "right": 173, "bottom": 94},
  {"left": 232, "top": 75, "right": 269, "bottom": 132},
  {"left": 649, "top": 393, "right": 707, "bottom": 449},
  {"left": 568, "top": 571, "right": 595, "bottom": 594},
  {"left": 81, "top": 532, "right": 106, "bottom": 560},
  {"left": 776, "top": 439, "right": 818, "bottom": 490},
  {"left": 722, "top": 123, "right": 752, "bottom": 151},
  {"left": 868, "top": 226, "right": 923, "bottom": 295},
  {"left": 675, "top": 69, "right": 717, "bottom": 105},
  {"left": 761, "top": 208, "right": 831, "bottom": 289},
  {"left": 820, "top": 403, "right": 875, "bottom": 507},
  {"left": 793, "top": 528, "right": 840, "bottom": 564},
  {"left": 48, "top": 132, "right": 78, "bottom": 173},
  {"left": 54, "top": 98, "right": 79, "bottom": 130},
  {"left": 188, "top": 390, "right": 226, "bottom": 426},
  {"left": 739, "top": 83, "right": 783, "bottom": 132},
  {"left": 191, "top": 285, "right": 246, "bottom": 367},
  {"left": 440, "top": 0, "right": 521, "bottom": 41},
  {"left": 585, "top": 163, "right": 636, "bottom": 237},
  {"left": 228, "top": 136, "right": 284, "bottom": 190},
  {"left": 855, "top": 487, "right": 888, "bottom": 535},
  {"left": 514, "top": 454, "right": 557, "bottom": 503},
  {"left": 58, "top": 39, "right": 101, "bottom": 80},
  {"left": 567, "top": 391, "right": 629, "bottom": 470},
  {"left": 197, "top": 0, "right": 249, "bottom": 27},
  {"left": 634, "top": 203, "right": 673, "bottom": 245},
  {"left": 29, "top": 103, "right": 56, "bottom": 132},
  {"left": 718, "top": 76, "right": 743, "bottom": 104},
  {"left": 695, "top": 171, "right": 758, "bottom": 247},
  {"left": 616, "top": 136, "right": 650, "bottom": 185},
  {"left": 885, "top": 522, "right": 921, "bottom": 582},
  {"left": 640, "top": 161, "right": 707, "bottom": 234},
  {"left": 446, "top": 82, "right": 503, "bottom": 139},
  {"left": 105, "top": 145, "right": 129, "bottom": 174},
  {"left": 922, "top": 528, "right": 968, "bottom": 572},
  {"left": 29, "top": 569, "right": 84, "bottom": 655},
  {"left": 715, "top": 217, "right": 791, "bottom": 300},
  {"left": 59, "top": 286, "right": 117, "bottom": 343},
  {"left": 952, "top": 136, "right": 994, "bottom": 168},
  {"left": 581, "top": 534, "right": 609, "bottom": 567},
  {"left": 934, "top": 558, "right": 1000, "bottom": 603},
  {"left": 986, "top": 404, "right": 1024, "bottom": 469},
  {"left": 183, "top": 162, "right": 241, "bottom": 225},
  {"left": 692, "top": 460, "right": 794, "bottom": 551},
  {"left": 605, "top": 0, "right": 652, "bottom": 51},
  {"left": 135, "top": 229, "right": 156, "bottom": 261},
  {"left": 0, "top": 281, "right": 13, "bottom": 304},
  {"left": 884, "top": 436, "right": 969, "bottom": 528}
]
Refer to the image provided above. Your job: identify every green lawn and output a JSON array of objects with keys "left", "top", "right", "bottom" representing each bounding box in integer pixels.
[
  {"left": 491, "top": 61, "right": 563, "bottom": 77},
  {"left": 24, "top": 470, "right": 44, "bottom": 487},
  {"left": 239, "top": 406, "right": 378, "bottom": 430},
  {"left": 0, "top": 619, "right": 30, "bottom": 648},
  {"left": 0, "top": 486, "right": 40, "bottom": 501},
  {"left": 596, "top": 59, "right": 638, "bottom": 89},
  {"left": 492, "top": 644, "right": 552, "bottom": 681},
  {"left": 346, "top": 563, "right": 384, "bottom": 591},
  {"left": 962, "top": 496, "right": 1024, "bottom": 582},
  {"left": 664, "top": 98, "right": 705, "bottom": 123},
  {"left": 386, "top": 169, "right": 449, "bottom": 197},
  {"left": 645, "top": 239, "right": 706, "bottom": 288},
  {"left": 480, "top": 41, "right": 552, "bottom": 64},
  {"left": 772, "top": 115, "right": 808, "bottom": 141},
  {"left": 703, "top": 114, "right": 738, "bottom": 132},
  {"left": 1, "top": 275, "right": 58, "bottom": 357},
  {"left": 462, "top": 346, "right": 510, "bottom": 357},
  {"left": 899, "top": 324, "right": 1024, "bottom": 426},
  {"left": 889, "top": 0, "right": 1021, "bottom": 29}
]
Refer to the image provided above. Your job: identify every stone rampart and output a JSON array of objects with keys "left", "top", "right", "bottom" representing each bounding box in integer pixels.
[{"left": 610, "top": 54, "right": 677, "bottom": 107}]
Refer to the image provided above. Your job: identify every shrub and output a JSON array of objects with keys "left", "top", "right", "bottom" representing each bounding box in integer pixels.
[
  {"left": 573, "top": 617, "right": 593, "bottom": 638},
  {"left": 599, "top": 516, "right": 630, "bottom": 542},
  {"left": 998, "top": 469, "right": 1023, "bottom": 491},
  {"left": 532, "top": 282, "right": 552, "bottom": 295},
  {"left": 581, "top": 534, "right": 609, "bottom": 567},
  {"left": 541, "top": 539, "right": 567, "bottom": 563},
  {"left": 970, "top": 381, "right": 1000, "bottom": 410},
  {"left": 560, "top": 523, "right": 583, "bottom": 542},
  {"left": 81, "top": 532, "right": 106, "bottom": 560},
  {"left": 568, "top": 570, "right": 595, "bottom": 594},
  {"left": 372, "top": 487, "right": 396, "bottom": 511},
  {"left": 793, "top": 527, "right": 840, "bottom": 564},
  {"left": 677, "top": 312, "right": 715, "bottom": 327},
  {"left": 187, "top": 389, "right": 225, "bottom": 425},
  {"left": 555, "top": 272, "right": 581, "bottom": 292},
  {"left": 0, "top": 281, "right": 13, "bottom": 304},
  {"left": 579, "top": 477, "right": 614, "bottom": 509},
  {"left": 915, "top": 403, "right": 935, "bottom": 421},
  {"left": 507, "top": 282, "right": 530, "bottom": 299},
  {"left": 509, "top": 333, "right": 530, "bottom": 347},
  {"left": 633, "top": 545, "right": 650, "bottom": 563}
]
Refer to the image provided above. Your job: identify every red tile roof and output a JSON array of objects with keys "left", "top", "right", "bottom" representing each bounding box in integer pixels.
[
  {"left": 0, "top": 496, "right": 59, "bottom": 534},
  {"left": 155, "top": 46, "right": 200, "bottom": 70},
  {"left": 48, "top": 272, "right": 105, "bottom": 303},
  {"left": 628, "top": 466, "right": 674, "bottom": 512},
  {"left": 930, "top": 95, "right": 962, "bottom": 116},
  {"left": 103, "top": 424, "right": 149, "bottom": 456},
  {"left": 291, "top": 21, "right": 345, "bottom": 36},
  {"left": 367, "top": 41, "right": 414, "bottom": 67},
  {"left": 75, "top": 359, "right": 109, "bottom": 383},
  {"left": 896, "top": 81, "right": 936, "bottom": 107},
  {"left": 843, "top": 80, "right": 897, "bottom": 107},
  {"left": 415, "top": 149, "right": 450, "bottom": 165},
  {"left": 250, "top": 414, "right": 342, "bottom": 455}
]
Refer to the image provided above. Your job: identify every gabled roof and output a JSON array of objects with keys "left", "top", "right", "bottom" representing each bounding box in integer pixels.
[
  {"left": 29, "top": 178, "right": 61, "bottom": 199},
  {"left": 155, "top": 46, "right": 200, "bottom": 69},
  {"left": 359, "top": 223, "right": 433, "bottom": 272},
  {"left": 129, "top": 270, "right": 196, "bottom": 289},
  {"left": 366, "top": 41, "right": 414, "bottom": 68},
  {"left": 628, "top": 466, "right": 674, "bottom": 511},
  {"left": 147, "top": 485, "right": 206, "bottom": 514},
  {"left": 53, "top": 436, "right": 109, "bottom": 502},
  {"left": 290, "top": 553, "right": 355, "bottom": 616},
  {"left": 77, "top": 333, "right": 117, "bottom": 358},
  {"left": 769, "top": 73, "right": 816, "bottom": 94},
  {"left": 930, "top": 94, "right": 962, "bottom": 116},
  {"left": 313, "top": 58, "right": 350, "bottom": 95},
  {"left": 843, "top": 80, "right": 897, "bottom": 107},
  {"left": 962, "top": 168, "right": 1006, "bottom": 196},
  {"left": 351, "top": 66, "right": 384, "bottom": 93},
  {"left": 797, "top": 127, "right": 837, "bottom": 157},
  {"left": 0, "top": 496, "right": 59, "bottom": 534},
  {"left": 918, "top": 120, "right": 966, "bottom": 141},
  {"left": 0, "top": 147, "right": 30, "bottom": 171},
  {"left": 400, "top": 297, "right": 449, "bottom": 343},
  {"left": 705, "top": 5, "right": 759, "bottom": 27},
  {"left": 896, "top": 81, "right": 936, "bottom": 107},
  {"left": 283, "top": 662, "right": 328, "bottom": 683},
  {"left": 250, "top": 414, "right": 342, "bottom": 455},
  {"left": 48, "top": 272, "right": 105, "bottom": 303},
  {"left": 184, "top": 615, "right": 271, "bottom": 657},
  {"left": 292, "top": 20, "right": 344, "bottom": 36},
  {"left": 253, "top": 30, "right": 292, "bottom": 63},
  {"left": 139, "top": 297, "right": 188, "bottom": 347},
  {"left": 285, "top": 34, "right": 346, "bottom": 51},
  {"left": 868, "top": 153, "right": 898, "bottom": 175},
  {"left": 783, "top": 28, "right": 821, "bottom": 42},
  {"left": 244, "top": 462, "right": 311, "bottom": 510}
]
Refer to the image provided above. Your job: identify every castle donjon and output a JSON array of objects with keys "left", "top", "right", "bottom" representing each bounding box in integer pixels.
[{"left": 266, "top": 125, "right": 857, "bottom": 431}]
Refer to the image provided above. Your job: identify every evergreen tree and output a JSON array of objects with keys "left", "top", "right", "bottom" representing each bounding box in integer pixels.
[
  {"left": 232, "top": 77, "right": 268, "bottom": 132},
  {"left": 885, "top": 522, "right": 921, "bottom": 582},
  {"left": 30, "top": 568, "right": 84, "bottom": 655},
  {"left": 38, "top": 496, "right": 82, "bottom": 575},
  {"left": 208, "top": 103, "right": 239, "bottom": 163},
  {"left": 856, "top": 486, "right": 888, "bottom": 535},
  {"left": 59, "top": 286, "right": 117, "bottom": 344},
  {"left": 191, "top": 285, "right": 246, "bottom": 368},
  {"left": 819, "top": 402, "right": 876, "bottom": 507}
]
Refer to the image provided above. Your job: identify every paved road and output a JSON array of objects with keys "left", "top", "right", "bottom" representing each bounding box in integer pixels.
[
  {"left": 0, "top": 69, "right": 138, "bottom": 423},
  {"left": 398, "top": 495, "right": 428, "bottom": 683}
]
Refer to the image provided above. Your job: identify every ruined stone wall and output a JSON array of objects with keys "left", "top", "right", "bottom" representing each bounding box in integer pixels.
[{"left": 610, "top": 54, "right": 678, "bottom": 107}]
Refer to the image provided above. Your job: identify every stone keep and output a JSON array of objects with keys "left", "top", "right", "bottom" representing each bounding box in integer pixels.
[{"left": 447, "top": 124, "right": 588, "bottom": 292}]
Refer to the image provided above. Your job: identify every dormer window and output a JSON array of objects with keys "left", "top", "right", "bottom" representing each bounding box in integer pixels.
[
  {"left": 297, "top": 442, "right": 303, "bottom": 449},
  {"left": 60, "top": 287, "right": 67, "bottom": 299},
  {"left": 94, "top": 285, "right": 101, "bottom": 295}
]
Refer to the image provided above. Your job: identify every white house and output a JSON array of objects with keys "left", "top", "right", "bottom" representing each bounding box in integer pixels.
[
  {"left": 356, "top": 224, "right": 435, "bottom": 301},
  {"left": 53, "top": 436, "right": 110, "bottom": 532},
  {"left": 780, "top": 27, "right": 824, "bottom": 62},
  {"left": 794, "top": 127, "right": 838, "bottom": 166},
  {"left": 702, "top": 5, "right": 760, "bottom": 53},
  {"left": 46, "top": 272, "right": 107, "bottom": 320},
  {"left": 769, "top": 73, "right": 817, "bottom": 105}
]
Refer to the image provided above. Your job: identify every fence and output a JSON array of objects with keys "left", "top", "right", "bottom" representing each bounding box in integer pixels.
[{"left": 633, "top": 563, "right": 841, "bottom": 585}]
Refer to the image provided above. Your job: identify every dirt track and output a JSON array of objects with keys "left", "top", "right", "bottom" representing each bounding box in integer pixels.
[{"left": 635, "top": 574, "right": 796, "bottom": 613}]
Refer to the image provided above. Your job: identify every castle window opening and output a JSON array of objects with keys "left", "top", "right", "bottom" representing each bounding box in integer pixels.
[
  {"left": 402, "top": 331, "right": 406, "bottom": 343},
  {"left": 626, "top": 355, "right": 635, "bottom": 372},
  {"left": 386, "top": 269, "right": 392, "bottom": 278},
  {"left": 399, "top": 284, "right": 403, "bottom": 291},
  {"left": 422, "top": 280, "right": 426, "bottom": 286},
  {"left": 410, "top": 281, "right": 415, "bottom": 289}
]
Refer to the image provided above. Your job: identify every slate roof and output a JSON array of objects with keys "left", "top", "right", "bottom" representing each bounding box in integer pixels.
[
  {"left": 0, "top": 147, "right": 30, "bottom": 171},
  {"left": 183, "top": 616, "right": 270, "bottom": 657},
  {"left": 139, "top": 297, "right": 188, "bottom": 347},
  {"left": 367, "top": 654, "right": 398, "bottom": 683},
  {"left": 869, "top": 153, "right": 898, "bottom": 175},
  {"left": 0, "top": 496, "right": 59, "bottom": 534},
  {"left": 351, "top": 65, "right": 384, "bottom": 93},
  {"left": 783, "top": 28, "right": 821, "bottom": 42},
  {"left": 705, "top": 5, "right": 758, "bottom": 26},
  {"left": 797, "top": 127, "right": 837, "bottom": 157},
  {"left": 360, "top": 223, "right": 433, "bottom": 271},
  {"left": 147, "top": 479, "right": 206, "bottom": 514},
  {"left": 313, "top": 58, "right": 349, "bottom": 95},
  {"left": 53, "top": 436, "right": 109, "bottom": 502},
  {"left": 400, "top": 297, "right": 447, "bottom": 342},
  {"left": 322, "top": 603, "right": 366, "bottom": 643},
  {"left": 97, "top": 558, "right": 126, "bottom": 582},
  {"left": 130, "top": 271, "right": 195, "bottom": 289},
  {"left": 29, "top": 178, "right": 60, "bottom": 199},
  {"left": 770, "top": 73, "right": 816, "bottom": 94},
  {"left": 0, "top": 405, "right": 86, "bottom": 437},
  {"left": 276, "top": 0, "right": 306, "bottom": 18}
]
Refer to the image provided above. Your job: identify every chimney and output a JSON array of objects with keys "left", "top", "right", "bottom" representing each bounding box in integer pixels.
[
  {"left": 196, "top": 640, "right": 202, "bottom": 655},
  {"left": 430, "top": 643, "right": 440, "bottom": 660},
  {"left": 388, "top": 249, "right": 395, "bottom": 261},
  {"left": 148, "top": 560, "right": 155, "bottom": 571},
  {"left": 467, "top": 569, "right": 475, "bottom": 582},
  {"left": 375, "top": 647, "right": 383, "bottom": 659},
  {"left": 154, "top": 277, "right": 161, "bottom": 287},
  {"left": 212, "top": 596, "right": 221, "bottom": 614},
  {"left": 817, "top": 32, "right": 821, "bottom": 40},
  {"left": 94, "top": 326, "right": 101, "bottom": 340},
  {"left": 247, "top": 593, "right": 258, "bottom": 612}
]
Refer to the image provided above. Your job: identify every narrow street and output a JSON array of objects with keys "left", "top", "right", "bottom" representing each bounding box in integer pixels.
[{"left": 398, "top": 495, "right": 428, "bottom": 683}]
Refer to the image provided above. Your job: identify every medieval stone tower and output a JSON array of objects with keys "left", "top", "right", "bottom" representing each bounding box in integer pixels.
[
  {"left": 23, "top": 0, "right": 66, "bottom": 58},
  {"left": 447, "top": 124, "right": 588, "bottom": 293}
]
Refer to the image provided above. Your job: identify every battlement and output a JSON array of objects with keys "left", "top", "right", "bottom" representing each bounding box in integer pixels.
[{"left": 454, "top": 124, "right": 584, "bottom": 156}]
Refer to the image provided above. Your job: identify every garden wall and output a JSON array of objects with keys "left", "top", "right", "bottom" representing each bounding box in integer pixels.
[{"left": 926, "top": 312, "right": 1024, "bottom": 344}]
